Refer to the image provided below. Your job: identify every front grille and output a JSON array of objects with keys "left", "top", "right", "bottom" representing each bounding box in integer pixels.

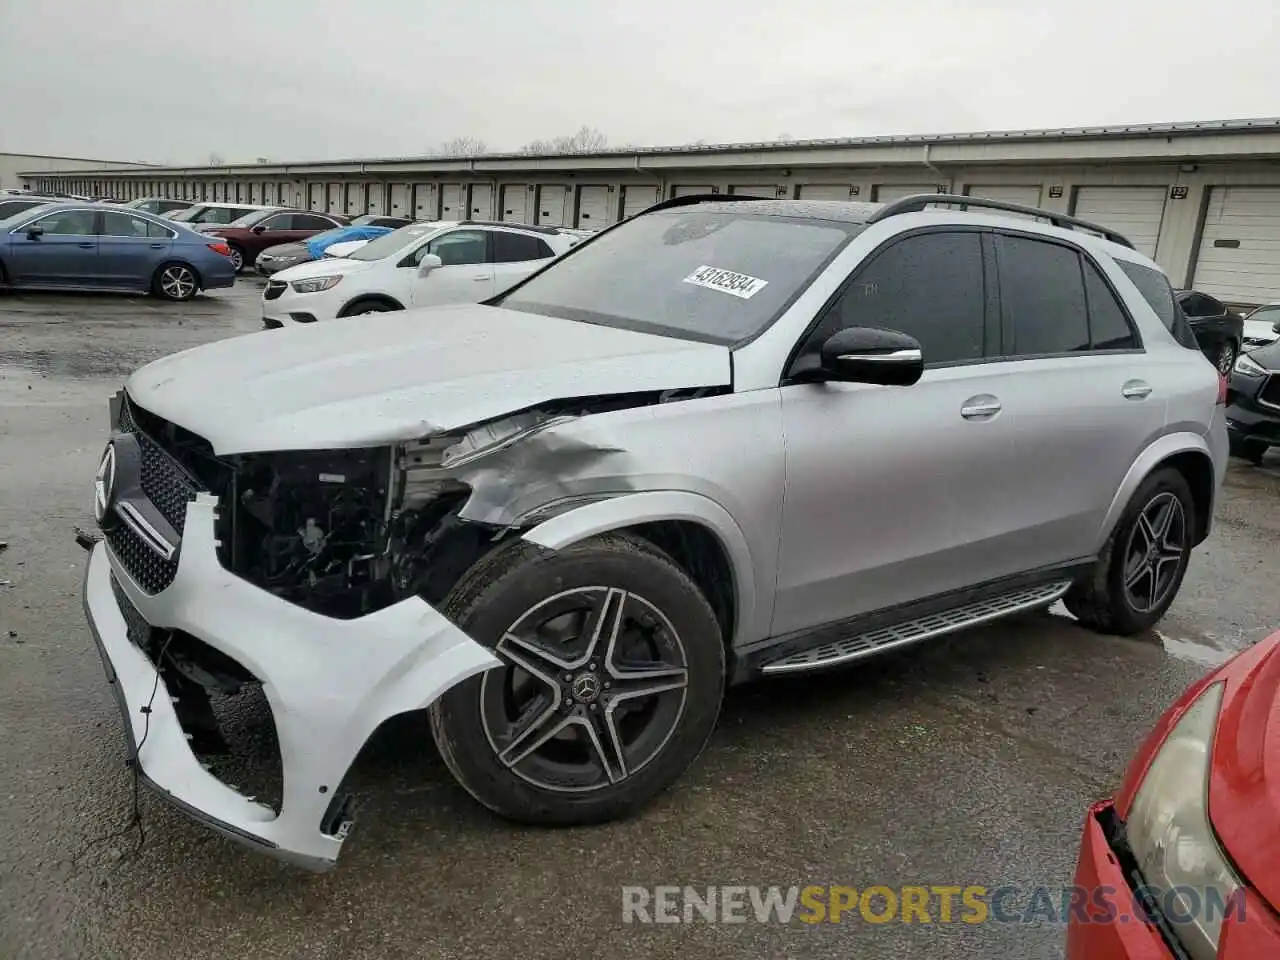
[
  {"left": 118, "top": 399, "right": 200, "bottom": 534},
  {"left": 1260, "top": 375, "right": 1280, "bottom": 409},
  {"left": 262, "top": 317, "right": 283, "bottom": 330},
  {"left": 264, "top": 280, "right": 286, "bottom": 300},
  {"left": 106, "top": 521, "right": 178, "bottom": 594},
  {"left": 111, "top": 573, "right": 155, "bottom": 650}
]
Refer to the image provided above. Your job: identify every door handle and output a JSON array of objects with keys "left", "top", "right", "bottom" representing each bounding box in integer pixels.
[
  {"left": 1121, "top": 380, "right": 1153, "bottom": 400},
  {"left": 149, "top": 243, "right": 165, "bottom": 249},
  {"left": 472, "top": 275, "right": 490, "bottom": 282},
  {"left": 961, "top": 395, "right": 1002, "bottom": 420},
  {"left": 77, "top": 242, "right": 94, "bottom": 248}
]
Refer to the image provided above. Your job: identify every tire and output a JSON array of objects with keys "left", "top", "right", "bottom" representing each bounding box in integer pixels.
[
  {"left": 152, "top": 262, "right": 200, "bottom": 302},
  {"left": 339, "top": 298, "right": 399, "bottom": 317},
  {"left": 226, "top": 244, "right": 246, "bottom": 273},
  {"left": 1064, "top": 467, "right": 1195, "bottom": 636},
  {"left": 429, "top": 533, "right": 725, "bottom": 825},
  {"left": 1229, "top": 435, "right": 1268, "bottom": 465},
  {"left": 1215, "top": 340, "right": 1238, "bottom": 377}
]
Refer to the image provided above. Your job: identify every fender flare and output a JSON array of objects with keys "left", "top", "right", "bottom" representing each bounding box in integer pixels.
[
  {"left": 337, "top": 293, "right": 404, "bottom": 316},
  {"left": 521, "top": 490, "right": 759, "bottom": 646},
  {"left": 1097, "top": 431, "right": 1215, "bottom": 551}
]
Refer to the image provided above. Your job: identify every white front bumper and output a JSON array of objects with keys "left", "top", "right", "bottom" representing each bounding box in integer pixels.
[
  {"left": 261, "top": 287, "right": 341, "bottom": 326},
  {"left": 83, "top": 494, "right": 500, "bottom": 870}
]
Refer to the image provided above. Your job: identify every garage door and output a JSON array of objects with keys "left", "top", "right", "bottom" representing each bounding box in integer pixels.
[
  {"left": 536, "top": 185, "right": 568, "bottom": 226},
  {"left": 308, "top": 183, "right": 325, "bottom": 211},
  {"left": 279, "top": 182, "right": 295, "bottom": 206},
  {"left": 621, "top": 185, "right": 658, "bottom": 219},
  {"left": 388, "top": 183, "right": 411, "bottom": 217},
  {"left": 500, "top": 184, "right": 528, "bottom": 222},
  {"left": 965, "top": 185, "right": 1042, "bottom": 208},
  {"left": 1192, "top": 187, "right": 1280, "bottom": 304},
  {"left": 413, "top": 183, "right": 436, "bottom": 220},
  {"left": 345, "top": 183, "right": 366, "bottom": 215},
  {"left": 875, "top": 184, "right": 936, "bottom": 203},
  {"left": 1072, "top": 187, "right": 1167, "bottom": 258},
  {"left": 729, "top": 184, "right": 778, "bottom": 198},
  {"left": 366, "top": 185, "right": 384, "bottom": 215},
  {"left": 798, "top": 184, "right": 854, "bottom": 201},
  {"left": 671, "top": 185, "right": 713, "bottom": 197},
  {"left": 576, "top": 185, "right": 610, "bottom": 228},
  {"left": 440, "top": 183, "right": 465, "bottom": 219},
  {"left": 468, "top": 184, "right": 493, "bottom": 219},
  {"left": 327, "top": 183, "right": 344, "bottom": 214}
]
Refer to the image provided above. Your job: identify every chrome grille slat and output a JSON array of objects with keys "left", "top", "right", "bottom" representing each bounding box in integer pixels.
[{"left": 761, "top": 580, "right": 1073, "bottom": 675}]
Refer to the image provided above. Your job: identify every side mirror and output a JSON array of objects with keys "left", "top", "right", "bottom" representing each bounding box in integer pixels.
[
  {"left": 25, "top": 224, "right": 43, "bottom": 240},
  {"left": 417, "top": 253, "right": 443, "bottom": 277},
  {"left": 816, "top": 327, "right": 924, "bottom": 386},
  {"left": 251, "top": 224, "right": 266, "bottom": 235}
]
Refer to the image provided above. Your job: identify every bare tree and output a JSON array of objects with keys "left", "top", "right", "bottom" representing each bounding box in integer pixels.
[
  {"left": 519, "top": 125, "right": 608, "bottom": 155},
  {"left": 437, "top": 136, "right": 488, "bottom": 157},
  {"left": 207, "top": 151, "right": 225, "bottom": 165}
]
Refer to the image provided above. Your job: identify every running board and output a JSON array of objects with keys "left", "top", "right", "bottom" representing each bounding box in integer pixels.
[{"left": 760, "top": 580, "right": 1072, "bottom": 676}]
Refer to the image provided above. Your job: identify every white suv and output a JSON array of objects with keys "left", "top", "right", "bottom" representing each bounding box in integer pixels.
[{"left": 262, "top": 220, "right": 581, "bottom": 327}]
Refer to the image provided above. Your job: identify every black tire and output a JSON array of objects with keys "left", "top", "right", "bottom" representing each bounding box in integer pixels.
[
  {"left": 151, "top": 262, "right": 200, "bottom": 302},
  {"left": 338, "top": 298, "right": 399, "bottom": 317},
  {"left": 429, "top": 533, "right": 725, "bottom": 825},
  {"left": 1229, "top": 435, "right": 1268, "bottom": 465},
  {"left": 1215, "top": 340, "right": 1238, "bottom": 377},
  {"left": 226, "top": 244, "right": 246, "bottom": 273},
  {"left": 1064, "top": 467, "right": 1195, "bottom": 635}
]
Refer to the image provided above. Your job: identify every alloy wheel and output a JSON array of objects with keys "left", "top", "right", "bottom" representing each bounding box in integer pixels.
[
  {"left": 228, "top": 248, "right": 243, "bottom": 271},
  {"left": 160, "top": 265, "right": 197, "bottom": 300},
  {"left": 1217, "top": 342, "right": 1236, "bottom": 376},
  {"left": 1122, "top": 492, "right": 1187, "bottom": 614},
  {"left": 480, "top": 586, "right": 689, "bottom": 793}
]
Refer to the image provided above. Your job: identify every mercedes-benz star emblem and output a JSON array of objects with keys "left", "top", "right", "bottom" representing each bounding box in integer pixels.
[
  {"left": 94, "top": 443, "right": 117, "bottom": 524},
  {"left": 572, "top": 673, "right": 601, "bottom": 703}
]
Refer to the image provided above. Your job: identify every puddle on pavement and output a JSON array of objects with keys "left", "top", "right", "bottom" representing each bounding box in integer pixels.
[{"left": 1048, "top": 600, "right": 1237, "bottom": 668}]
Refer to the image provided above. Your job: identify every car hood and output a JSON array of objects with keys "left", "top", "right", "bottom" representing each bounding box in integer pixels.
[
  {"left": 1210, "top": 636, "right": 1280, "bottom": 909},
  {"left": 272, "top": 257, "right": 373, "bottom": 281},
  {"left": 1245, "top": 339, "right": 1280, "bottom": 367},
  {"left": 260, "top": 242, "right": 310, "bottom": 259},
  {"left": 124, "top": 305, "right": 732, "bottom": 455}
]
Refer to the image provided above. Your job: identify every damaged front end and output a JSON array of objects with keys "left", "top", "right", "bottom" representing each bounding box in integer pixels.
[{"left": 83, "top": 388, "right": 698, "bottom": 868}]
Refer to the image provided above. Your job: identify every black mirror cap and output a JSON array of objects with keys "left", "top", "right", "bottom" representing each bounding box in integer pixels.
[
  {"left": 819, "top": 326, "right": 924, "bottom": 386},
  {"left": 26, "top": 224, "right": 43, "bottom": 238}
]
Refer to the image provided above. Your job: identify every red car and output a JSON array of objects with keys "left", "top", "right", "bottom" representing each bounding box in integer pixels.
[
  {"left": 199, "top": 208, "right": 348, "bottom": 272},
  {"left": 1068, "top": 631, "right": 1280, "bottom": 958}
]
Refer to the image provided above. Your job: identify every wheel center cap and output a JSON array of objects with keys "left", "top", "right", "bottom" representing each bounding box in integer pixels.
[{"left": 571, "top": 673, "right": 601, "bottom": 703}]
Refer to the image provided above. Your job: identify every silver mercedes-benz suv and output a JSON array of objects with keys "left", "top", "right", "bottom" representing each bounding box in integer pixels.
[{"left": 82, "top": 193, "right": 1228, "bottom": 869}]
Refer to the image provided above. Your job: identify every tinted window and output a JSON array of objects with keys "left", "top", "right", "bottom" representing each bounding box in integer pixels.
[
  {"left": 30, "top": 210, "right": 97, "bottom": 236},
  {"left": 258, "top": 214, "right": 295, "bottom": 232},
  {"left": 426, "top": 229, "right": 489, "bottom": 266},
  {"left": 1179, "top": 292, "right": 1223, "bottom": 318},
  {"left": 498, "top": 210, "right": 858, "bottom": 345},
  {"left": 1118, "top": 260, "right": 1201, "bottom": 350},
  {"left": 100, "top": 212, "right": 153, "bottom": 237},
  {"left": 0, "top": 199, "right": 50, "bottom": 219},
  {"left": 493, "top": 230, "right": 553, "bottom": 263},
  {"left": 1083, "top": 261, "right": 1138, "bottom": 350},
  {"left": 997, "top": 235, "right": 1089, "bottom": 355},
  {"left": 813, "top": 231, "right": 986, "bottom": 365},
  {"left": 294, "top": 214, "right": 337, "bottom": 230}
]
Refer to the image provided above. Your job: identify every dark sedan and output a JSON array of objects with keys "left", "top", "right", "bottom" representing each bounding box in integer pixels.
[
  {"left": 0, "top": 203, "right": 236, "bottom": 301},
  {"left": 1225, "top": 338, "right": 1280, "bottom": 464},
  {"left": 197, "top": 208, "right": 347, "bottom": 272},
  {"left": 1176, "top": 289, "right": 1245, "bottom": 376},
  {"left": 254, "top": 215, "right": 415, "bottom": 275}
]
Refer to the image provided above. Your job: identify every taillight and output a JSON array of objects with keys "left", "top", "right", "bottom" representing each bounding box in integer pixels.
[
  {"left": 208, "top": 242, "right": 232, "bottom": 258},
  {"left": 1217, "top": 373, "right": 1229, "bottom": 405}
]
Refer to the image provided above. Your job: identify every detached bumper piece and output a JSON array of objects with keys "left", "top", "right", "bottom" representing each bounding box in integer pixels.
[{"left": 83, "top": 496, "right": 501, "bottom": 870}]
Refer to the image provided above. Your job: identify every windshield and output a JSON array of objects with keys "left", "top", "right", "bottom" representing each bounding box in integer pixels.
[
  {"left": 1246, "top": 305, "right": 1280, "bottom": 325},
  {"left": 226, "top": 208, "right": 275, "bottom": 228},
  {"left": 347, "top": 222, "right": 438, "bottom": 261},
  {"left": 167, "top": 206, "right": 202, "bottom": 222},
  {"left": 495, "top": 210, "right": 860, "bottom": 344}
]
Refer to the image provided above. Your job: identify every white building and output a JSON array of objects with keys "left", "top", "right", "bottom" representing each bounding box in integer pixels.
[
  {"left": 2, "top": 153, "right": 151, "bottom": 193},
  {"left": 23, "top": 118, "right": 1280, "bottom": 304}
]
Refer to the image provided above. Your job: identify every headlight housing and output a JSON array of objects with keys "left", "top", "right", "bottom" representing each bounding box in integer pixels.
[
  {"left": 1234, "top": 353, "right": 1267, "bottom": 378},
  {"left": 290, "top": 275, "right": 343, "bottom": 294},
  {"left": 1127, "top": 682, "right": 1238, "bottom": 959}
]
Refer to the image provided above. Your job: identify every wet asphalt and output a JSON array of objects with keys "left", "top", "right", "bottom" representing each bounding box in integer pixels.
[{"left": 1, "top": 280, "right": 1278, "bottom": 960}]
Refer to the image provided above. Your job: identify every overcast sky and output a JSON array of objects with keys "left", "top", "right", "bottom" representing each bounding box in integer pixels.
[{"left": 2, "top": 0, "right": 1277, "bottom": 165}]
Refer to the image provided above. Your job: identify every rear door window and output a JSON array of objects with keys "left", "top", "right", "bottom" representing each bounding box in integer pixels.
[{"left": 995, "top": 235, "right": 1090, "bottom": 355}]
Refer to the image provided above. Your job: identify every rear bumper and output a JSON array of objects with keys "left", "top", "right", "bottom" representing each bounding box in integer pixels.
[{"left": 83, "top": 495, "right": 500, "bottom": 869}]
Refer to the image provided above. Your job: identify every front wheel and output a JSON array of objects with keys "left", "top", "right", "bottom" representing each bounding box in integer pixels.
[
  {"left": 1064, "top": 468, "right": 1195, "bottom": 635},
  {"left": 153, "top": 263, "right": 199, "bottom": 302},
  {"left": 1230, "top": 435, "right": 1268, "bottom": 465},
  {"left": 429, "top": 534, "right": 725, "bottom": 825}
]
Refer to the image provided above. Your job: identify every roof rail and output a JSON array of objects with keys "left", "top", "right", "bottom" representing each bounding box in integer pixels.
[
  {"left": 867, "top": 193, "right": 1135, "bottom": 249},
  {"left": 457, "top": 219, "right": 566, "bottom": 235},
  {"left": 636, "top": 193, "right": 774, "bottom": 216}
]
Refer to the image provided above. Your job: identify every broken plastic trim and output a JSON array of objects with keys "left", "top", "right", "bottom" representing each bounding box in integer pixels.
[{"left": 440, "top": 412, "right": 578, "bottom": 470}]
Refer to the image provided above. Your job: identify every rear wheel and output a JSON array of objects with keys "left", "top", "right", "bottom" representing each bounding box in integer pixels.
[
  {"left": 1064, "top": 468, "right": 1195, "bottom": 635},
  {"left": 152, "top": 263, "right": 199, "bottom": 302},
  {"left": 226, "top": 244, "right": 245, "bottom": 273},
  {"left": 429, "top": 534, "right": 725, "bottom": 825}
]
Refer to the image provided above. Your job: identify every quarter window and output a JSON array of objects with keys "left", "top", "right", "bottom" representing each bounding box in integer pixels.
[
  {"left": 1117, "top": 260, "right": 1200, "bottom": 351},
  {"left": 808, "top": 231, "right": 986, "bottom": 366}
]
